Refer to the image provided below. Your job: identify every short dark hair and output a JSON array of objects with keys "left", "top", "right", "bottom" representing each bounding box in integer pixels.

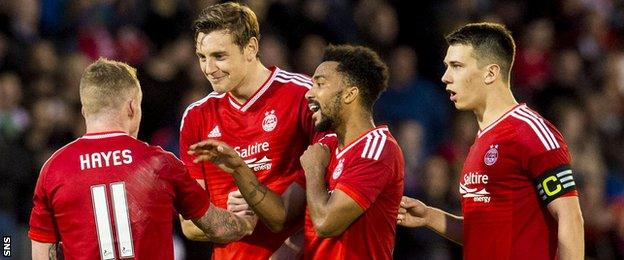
[
  {"left": 446, "top": 22, "right": 516, "bottom": 82},
  {"left": 193, "top": 2, "right": 260, "bottom": 54},
  {"left": 322, "top": 45, "right": 389, "bottom": 111}
]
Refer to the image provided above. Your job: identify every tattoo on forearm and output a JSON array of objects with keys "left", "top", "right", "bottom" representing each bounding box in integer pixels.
[
  {"left": 248, "top": 180, "right": 268, "bottom": 207},
  {"left": 195, "top": 209, "right": 249, "bottom": 243},
  {"left": 48, "top": 243, "right": 57, "bottom": 260}
]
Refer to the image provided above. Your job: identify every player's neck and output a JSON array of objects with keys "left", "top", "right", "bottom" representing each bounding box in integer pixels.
[
  {"left": 475, "top": 85, "right": 518, "bottom": 130},
  {"left": 84, "top": 116, "right": 129, "bottom": 135},
  {"left": 336, "top": 111, "right": 376, "bottom": 148},
  {"left": 229, "top": 62, "right": 270, "bottom": 104}
]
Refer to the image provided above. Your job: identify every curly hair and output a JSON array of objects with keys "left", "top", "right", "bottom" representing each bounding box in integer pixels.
[{"left": 322, "top": 45, "right": 389, "bottom": 111}]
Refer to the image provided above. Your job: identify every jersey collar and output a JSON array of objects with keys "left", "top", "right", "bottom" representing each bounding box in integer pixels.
[
  {"left": 82, "top": 131, "right": 129, "bottom": 139},
  {"left": 227, "top": 66, "right": 279, "bottom": 112},
  {"left": 477, "top": 103, "right": 525, "bottom": 138}
]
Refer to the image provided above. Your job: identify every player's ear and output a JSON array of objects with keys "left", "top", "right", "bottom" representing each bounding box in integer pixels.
[
  {"left": 245, "top": 37, "right": 259, "bottom": 61},
  {"left": 484, "top": 64, "right": 500, "bottom": 85},
  {"left": 127, "top": 99, "right": 136, "bottom": 118},
  {"left": 343, "top": 86, "right": 359, "bottom": 104}
]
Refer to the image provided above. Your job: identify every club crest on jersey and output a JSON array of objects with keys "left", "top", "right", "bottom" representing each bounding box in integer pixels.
[
  {"left": 332, "top": 158, "right": 345, "bottom": 180},
  {"left": 484, "top": 144, "right": 499, "bottom": 166},
  {"left": 262, "top": 110, "right": 277, "bottom": 132}
]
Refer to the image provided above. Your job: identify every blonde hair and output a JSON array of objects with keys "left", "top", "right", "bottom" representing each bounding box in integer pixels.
[{"left": 79, "top": 58, "right": 139, "bottom": 116}]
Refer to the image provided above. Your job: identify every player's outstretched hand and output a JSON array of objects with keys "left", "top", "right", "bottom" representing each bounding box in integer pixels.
[
  {"left": 300, "top": 143, "right": 330, "bottom": 177},
  {"left": 189, "top": 139, "right": 245, "bottom": 174},
  {"left": 397, "top": 196, "right": 429, "bottom": 228}
]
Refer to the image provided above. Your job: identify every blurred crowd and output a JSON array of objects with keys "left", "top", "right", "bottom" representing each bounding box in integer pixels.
[{"left": 0, "top": 0, "right": 623, "bottom": 259}]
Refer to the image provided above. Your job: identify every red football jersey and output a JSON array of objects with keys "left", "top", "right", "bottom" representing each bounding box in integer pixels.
[
  {"left": 28, "top": 131, "right": 209, "bottom": 260},
  {"left": 460, "top": 104, "right": 578, "bottom": 259},
  {"left": 179, "top": 67, "right": 316, "bottom": 259},
  {"left": 303, "top": 126, "right": 405, "bottom": 260}
]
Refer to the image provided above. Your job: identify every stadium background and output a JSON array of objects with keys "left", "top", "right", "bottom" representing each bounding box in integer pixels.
[{"left": 0, "top": 0, "right": 623, "bottom": 259}]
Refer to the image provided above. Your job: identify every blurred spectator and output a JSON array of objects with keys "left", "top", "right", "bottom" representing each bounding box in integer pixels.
[
  {"left": 354, "top": 0, "right": 399, "bottom": 54},
  {"left": 376, "top": 46, "right": 450, "bottom": 157},
  {"left": 0, "top": 72, "right": 29, "bottom": 143},
  {"left": 396, "top": 120, "right": 425, "bottom": 197},
  {"left": 260, "top": 34, "right": 291, "bottom": 70},
  {"left": 513, "top": 18, "right": 555, "bottom": 99},
  {"left": 295, "top": 34, "right": 326, "bottom": 76}
]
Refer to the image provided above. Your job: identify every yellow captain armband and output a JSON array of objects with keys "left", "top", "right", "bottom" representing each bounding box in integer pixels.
[{"left": 535, "top": 165, "right": 576, "bottom": 204}]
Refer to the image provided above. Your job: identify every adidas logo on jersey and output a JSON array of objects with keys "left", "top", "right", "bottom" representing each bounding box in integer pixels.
[{"left": 208, "top": 126, "right": 221, "bottom": 138}]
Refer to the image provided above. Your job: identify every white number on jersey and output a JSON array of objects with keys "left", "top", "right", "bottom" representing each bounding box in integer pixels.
[{"left": 90, "top": 182, "right": 134, "bottom": 260}]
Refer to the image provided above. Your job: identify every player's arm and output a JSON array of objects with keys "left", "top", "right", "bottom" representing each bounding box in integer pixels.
[
  {"left": 397, "top": 196, "right": 464, "bottom": 245},
  {"left": 534, "top": 165, "right": 583, "bottom": 260},
  {"left": 29, "top": 165, "right": 63, "bottom": 259},
  {"left": 31, "top": 241, "right": 58, "bottom": 260},
  {"left": 179, "top": 179, "right": 257, "bottom": 243},
  {"left": 189, "top": 139, "right": 306, "bottom": 232},
  {"left": 299, "top": 144, "right": 365, "bottom": 237},
  {"left": 179, "top": 179, "right": 210, "bottom": 241},
  {"left": 523, "top": 122, "right": 583, "bottom": 260},
  {"left": 547, "top": 196, "right": 584, "bottom": 260},
  {"left": 190, "top": 203, "right": 256, "bottom": 244}
]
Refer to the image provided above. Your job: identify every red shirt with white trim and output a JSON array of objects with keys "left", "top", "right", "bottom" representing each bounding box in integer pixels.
[
  {"left": 460, "top": 104, "right": 578, "bottom": 260},
  {"left": 29, "top": 131, "right": 209, "bottom": 260},
  {"left": 179, "top": 67, "right": 319, "bottom": 259},
  {"left": 302, "top": 126, "right": 404, "bottom": 260}
]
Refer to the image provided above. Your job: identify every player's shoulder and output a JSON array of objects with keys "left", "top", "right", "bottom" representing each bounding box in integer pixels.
[
  {"left": 180, "top": 92, "right": 226, "bottom": 129},
  {"left": 144, "top": 143, "right": 180, "bottom": 162},
  {"left": 273, "top": 68, "right": 313, "bottom": 92},
  {"left": 318, "top": 133, "right": 338, "bottom": 150},
  {"left": 40, "top": 138, "right": 83, "bottom": 173},
  {"left": 507, "top": 104, "right": 564, "bottom": 152},
  {"left": 343, "top": 126, "right": 400, "bottom": 162}
]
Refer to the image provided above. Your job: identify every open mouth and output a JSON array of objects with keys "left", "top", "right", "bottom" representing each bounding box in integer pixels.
[
  {"left": 308, "top": 102, "right": 320, "bottom": 112},
  {"left": 447, "top": 89, "right": 457, "bottom": 101},
  {"left": 308, "top": 101, "right": 321, "bottom": 120}
]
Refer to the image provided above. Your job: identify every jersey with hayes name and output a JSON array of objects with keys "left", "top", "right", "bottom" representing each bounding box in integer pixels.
[
  {"left": 179, "top": 67, "right": 316, "bottom": 260},
  {"left": 460, "top": 104, "right": 578, "bottom": 260},
  {"left": 302, "top": 126, "right": 404, "bottom": 260},
  {"left": 29, "top": 131, "right": 209, "bottom": 260}
]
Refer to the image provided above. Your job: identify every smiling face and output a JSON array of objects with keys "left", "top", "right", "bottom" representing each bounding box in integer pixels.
[
  {"left": 195, "top": 30, "right": 251, "bottom": 93},
  {"left": 441, "top": 44, "right": 487, "bottom": 111},
  {"left": 306, "top": 61, "right": 345, "bottom": 132}
]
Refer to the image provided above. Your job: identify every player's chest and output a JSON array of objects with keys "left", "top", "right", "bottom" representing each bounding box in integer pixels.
[
  {"left": 202, "top": 102, "right": 301, "bottom": 146},
  {"left": 325, "top": 153, "right": 352, "bottom": 190},
  {"left": 460, "top": 133, "right": 526, "bottom": 205}
]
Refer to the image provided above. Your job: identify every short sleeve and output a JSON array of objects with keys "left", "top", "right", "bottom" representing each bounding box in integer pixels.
[
  {"left": 335, "top": 158, "right": 393, "bottom": 210},
  {"left": 517, "top": 117, "right": 578, "bottom": 204},
  {"left": 164, "top": 154, "right": 210, "bottom": 220},
  {"left": 28, "top": 164, "right": 59, "bottom": 243},
  {"left": 179, "top": 107, "right": 205, "bottom": 180}
]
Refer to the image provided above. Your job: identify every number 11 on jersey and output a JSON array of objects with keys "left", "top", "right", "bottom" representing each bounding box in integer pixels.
[{"left": 91, "top": 182, "right": 134, "bottom": 260}]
